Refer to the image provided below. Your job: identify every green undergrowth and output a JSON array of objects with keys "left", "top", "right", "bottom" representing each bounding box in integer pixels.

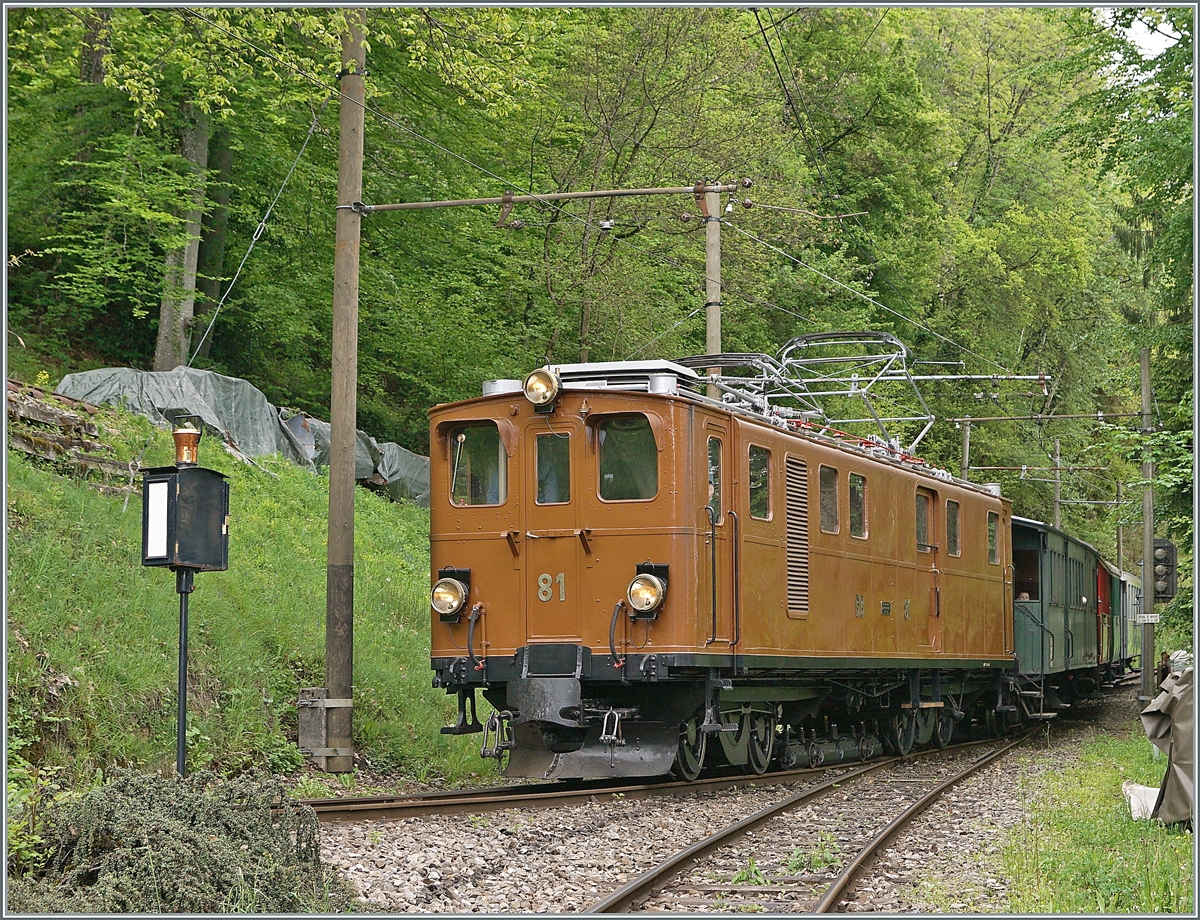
[
  {"left": 7, "top": 405, "right": 495, "bottom": 876},
  {"left": 6, "top": 769, "right": 351, "bottom": 912},
  {"left": 1002, "top": 731, "right": 1194, "bottom": 913}
]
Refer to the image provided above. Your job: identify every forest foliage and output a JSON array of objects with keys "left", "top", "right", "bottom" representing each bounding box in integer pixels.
[{"left": 6, "top": 7, "right": 1192, "bottom": 613}]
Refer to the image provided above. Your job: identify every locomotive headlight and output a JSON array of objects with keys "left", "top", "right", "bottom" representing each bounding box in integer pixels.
[
  {"left": 523, "top": 368, "right": 561, "bottom": 408},
  {"left": 627, "top": 573, "right": 666, "bottom": 613},
  {"left": 431, "top": 578, "right": 468, "bottom": 617}
]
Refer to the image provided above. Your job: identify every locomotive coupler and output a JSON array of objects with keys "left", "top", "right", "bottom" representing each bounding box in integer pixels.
[
  {"left": 599, "top": 709, "right": 627, "bottom": 746},
  {"left": 481, "top": 710, "right": 516, "bottom": 759},
  {"left": 441, "top": 687, "right": 484, "bottom": 735}
]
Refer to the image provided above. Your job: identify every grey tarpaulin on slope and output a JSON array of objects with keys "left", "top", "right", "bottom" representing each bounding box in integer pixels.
[
  {"left": 55, "top": 366, "right": 430, "bottom": 508},
  {"left": 1140, "top": 666, "right": 1194, "bottom": 825}
]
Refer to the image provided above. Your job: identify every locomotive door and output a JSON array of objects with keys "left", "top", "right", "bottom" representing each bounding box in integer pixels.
[
  {"left": 523, "top": 420, "right": 583, "bottom": 642},
  {"left": 702, "top": 424, "right": 735, "bottom": 645},
  {"left": 916, "top": 487, "right": 942, "bottom": 650}
]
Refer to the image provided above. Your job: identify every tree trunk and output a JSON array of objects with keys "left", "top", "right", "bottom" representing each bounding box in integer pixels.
[
  {"left": 78, "top": 9, "right": 110, "bottom": 85},
  {"left": 192, "top": 126, "right": 234, "bottom": 360},
  {"left": 152, "top": 104, "right": 209, "bottom": 371}
]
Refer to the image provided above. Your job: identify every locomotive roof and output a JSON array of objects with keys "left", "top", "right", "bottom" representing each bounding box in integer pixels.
[{"left": 436, "top": 359, "right": 1008, "bottom": 501}]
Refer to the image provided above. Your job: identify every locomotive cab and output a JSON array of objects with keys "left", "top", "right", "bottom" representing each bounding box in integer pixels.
[{"left": 430, "top": 362, "right": 709, "bottom": 778}]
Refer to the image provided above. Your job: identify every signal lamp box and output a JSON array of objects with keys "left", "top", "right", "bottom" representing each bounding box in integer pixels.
[{"left": 142, "top": 466, "right": 229, "bottom": 571}]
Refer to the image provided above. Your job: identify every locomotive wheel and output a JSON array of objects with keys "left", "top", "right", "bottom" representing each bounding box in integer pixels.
[
  {"left": 933, "top": 709, "right": 954, "bottom": 749},
  {"left": 672, "top": 713, "right": 707, "bottom": 781},
  {"left": 890, "top": 711, "right": 917, "bottom": 756},
  {"left": 984, "top": 707, "right": 1000, "bottom": 739},
  {"left": 744, "top": 712, "right": 775, "bottom": 775}
]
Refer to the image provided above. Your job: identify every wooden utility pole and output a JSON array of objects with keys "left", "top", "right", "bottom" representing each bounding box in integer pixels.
[
  {"left": 960, "top": 419, "right": 971, "bottom": 481},
  {"left": 1116, "top": 483, "right": 1124, "bottom": 573},
  {"left": 1139, "top": 346, "right": 1156, "bottom": 700},
  {"left": 1053, "top": 439, "right": 1061, "bottom": 529},
  {"left": 704, "top": 184, "right": 722, "bottom": 360},
  {"left": 325, "top": 11, "right": 366, "bottom": 772}
]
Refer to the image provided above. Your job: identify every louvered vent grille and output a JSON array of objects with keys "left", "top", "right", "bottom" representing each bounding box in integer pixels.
[{"left": 786, "top": 456, "right": 810, "bottom": 613}]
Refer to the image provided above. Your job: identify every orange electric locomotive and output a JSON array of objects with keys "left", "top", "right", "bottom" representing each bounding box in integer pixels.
[{"left": 429, "top": 338, "right": 1016, "bottom": 779}]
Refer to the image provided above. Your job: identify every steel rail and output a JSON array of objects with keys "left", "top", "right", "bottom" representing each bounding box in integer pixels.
[
  {"left": 307, "top": 764, "right": 833, "bottom": 822},
  {"left": 583, "top": 737, "right": 1023, "bottom": 913},
  {"left": 813, "top": 733, "right": 1029, "bottom": 912},
  {"left": 583, "top": 759, "right": 891, "bottom": 913}
]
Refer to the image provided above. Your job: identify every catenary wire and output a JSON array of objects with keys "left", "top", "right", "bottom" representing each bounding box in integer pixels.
[
  {"left": 180, "top": 8, "right": 1032, "bottom": 381},
  {"left": 723, "top": 220, "right": 1013, "bottom": 374},
  {"left": 188, "top": 90, "right": 333, "bottom": 366},
  {"left": 181, "top": 9, "right": 834, "bottom": 358}
]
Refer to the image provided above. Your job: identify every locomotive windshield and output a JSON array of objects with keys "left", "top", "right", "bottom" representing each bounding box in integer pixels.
[
  {"left": 449, "top": 421, "right": 507, "bottom": 505},
  {"left": 597, "top": 415, "right": 657, "bottom": 500}
]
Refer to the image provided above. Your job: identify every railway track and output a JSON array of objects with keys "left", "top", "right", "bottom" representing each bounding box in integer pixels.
[
  {"left": 584, "top": 735, "right": 1029, "bottom": 913},
  {"left": 306, "top": 764, "right": 839, "bottom": 822}
]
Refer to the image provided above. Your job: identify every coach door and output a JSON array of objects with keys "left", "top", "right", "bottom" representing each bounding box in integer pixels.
[
  {"left": 916, "top": 487, "right": 942, "bottom": 650},
  {"left": 702, "top": 423, "right": 735, "bottom": 645},
  {"left": 523, "top": 419, "right": 583, "bottom": 642}
]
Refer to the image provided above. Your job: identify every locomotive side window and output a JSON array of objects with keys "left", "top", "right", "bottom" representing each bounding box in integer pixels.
[
  {"left": 915, "top": 491, "right": 931, "bottom": 552},
  {"left": 536, "top": 433, "right": 570, "bottom": 504},
  {"left": 987, "top": 511, "right": 999, "bottom": 564},
  {"left": 819, "top": 465, "right": 839, "bottom": 533},
  {"left": 450, "top": 421, "right": 507, "bottom": 506},
  {"left": 598, "top": 415, "right": 658, "bottom": 501},
  {"left": 707, "top": 437, "right": 723, "bottom": 518},
  {"left": 946, "top": 500, "right": 961, "bottom": 556},
  {"left": 849, "top": 472, "right": 867, "bottom": 538},
  {"left": 749, "top": 445, "right": 771, "bottom": 520}
]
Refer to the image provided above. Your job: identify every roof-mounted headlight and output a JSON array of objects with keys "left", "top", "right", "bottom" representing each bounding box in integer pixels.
[
  {"left": 523, "top": 368, "right": 561, "bottom": 411},
  {"left": 627, "top": 573, "right": 666, "bottom": 615},
  {"left": 431, "top": 577, "right": 468, "bottom": 620}
]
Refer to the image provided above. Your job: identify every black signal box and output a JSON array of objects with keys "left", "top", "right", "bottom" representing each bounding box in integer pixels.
[{"left": 142, "top": 466, "right": 230, "bottom": 571}]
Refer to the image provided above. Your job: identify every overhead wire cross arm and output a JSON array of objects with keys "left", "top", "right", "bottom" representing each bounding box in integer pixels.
[{"left": 352, "top": 179, "right": 753, "bottom": 218}]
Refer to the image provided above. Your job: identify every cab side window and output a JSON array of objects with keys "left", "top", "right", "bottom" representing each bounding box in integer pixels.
[
  {"left": 598, "top": 415, "right": 658, "bottom": 501},
  {"left": 450, "top": 421, "right": 507, "bottom": 506},
  {"left": 849, "top": 472, "right": 867, "bottom": 538},
  {"left": 749, "top": 445, "right": 771, "bottom": 520},
  {"left": 987, "top": 511, "right": 999, "bottom": 564},
  {"left": 916, "top": 491, "right": 931, "bottom": 552},
  {"left": 707, "top": 437, "right": 723, "bottom": 517},
  {"left": 819, "top": 465, "right": 839, "bottom": 533},
  {"left": 946, "top": 500, "right": 961, "bottom": 556}
]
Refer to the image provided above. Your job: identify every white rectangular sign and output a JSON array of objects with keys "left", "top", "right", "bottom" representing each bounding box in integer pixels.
[
  {"left": 146, "top": 480, "right": 169, "bottom": 558},
  {"left": 1135, "top": 613, "right": 1161, "bottom": 624}
]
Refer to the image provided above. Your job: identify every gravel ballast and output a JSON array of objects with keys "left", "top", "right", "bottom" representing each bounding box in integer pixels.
[{"left": 320, "top": 687, "right": 1149, "bottom": 913}]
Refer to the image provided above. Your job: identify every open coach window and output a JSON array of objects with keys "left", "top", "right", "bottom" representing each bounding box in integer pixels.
[
  {"left": 597, "top": 415, "right": 657, "bottom": 500},
  {"left": 449, "top": 421, "right": 506, "bottom": 505}
]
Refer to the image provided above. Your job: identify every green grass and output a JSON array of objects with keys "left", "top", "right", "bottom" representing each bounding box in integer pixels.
[
  {"left": 6, "top": 407, "right": 492, "bottom": 791},
  {"left": 1002, "top": 732, "right": 1194, "bottom": 913}
]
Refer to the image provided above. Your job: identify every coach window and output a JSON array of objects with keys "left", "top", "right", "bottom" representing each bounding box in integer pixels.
[
  {"left": 915, "top": 490, "right": 931, "bottom": 552},
  {"left": 849, "top": 473, "right": 867, "bottom": 538},
  {"left": 749, "top": 445, "right": 771, "bottom": 520},
  {"left": 987, "top": 511, "right": 999, "bottom": 564},
  {"left": 946, "top": 500, "right": 961, "bottom": 556},
  {"left": 707, "top": 437, "right": 723, "bottom": 518},
  {"left": 536, "top": 432, "right": 570, "bottom": 504},
  {"left": 598, "top": 415, "right": 658, "bottom": 501},
  {"left": 450, "top": 421, "right": 507, "bottom": 506},
  {"left": 819, "top": 465, "right": 839, "bottom": 533}
]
